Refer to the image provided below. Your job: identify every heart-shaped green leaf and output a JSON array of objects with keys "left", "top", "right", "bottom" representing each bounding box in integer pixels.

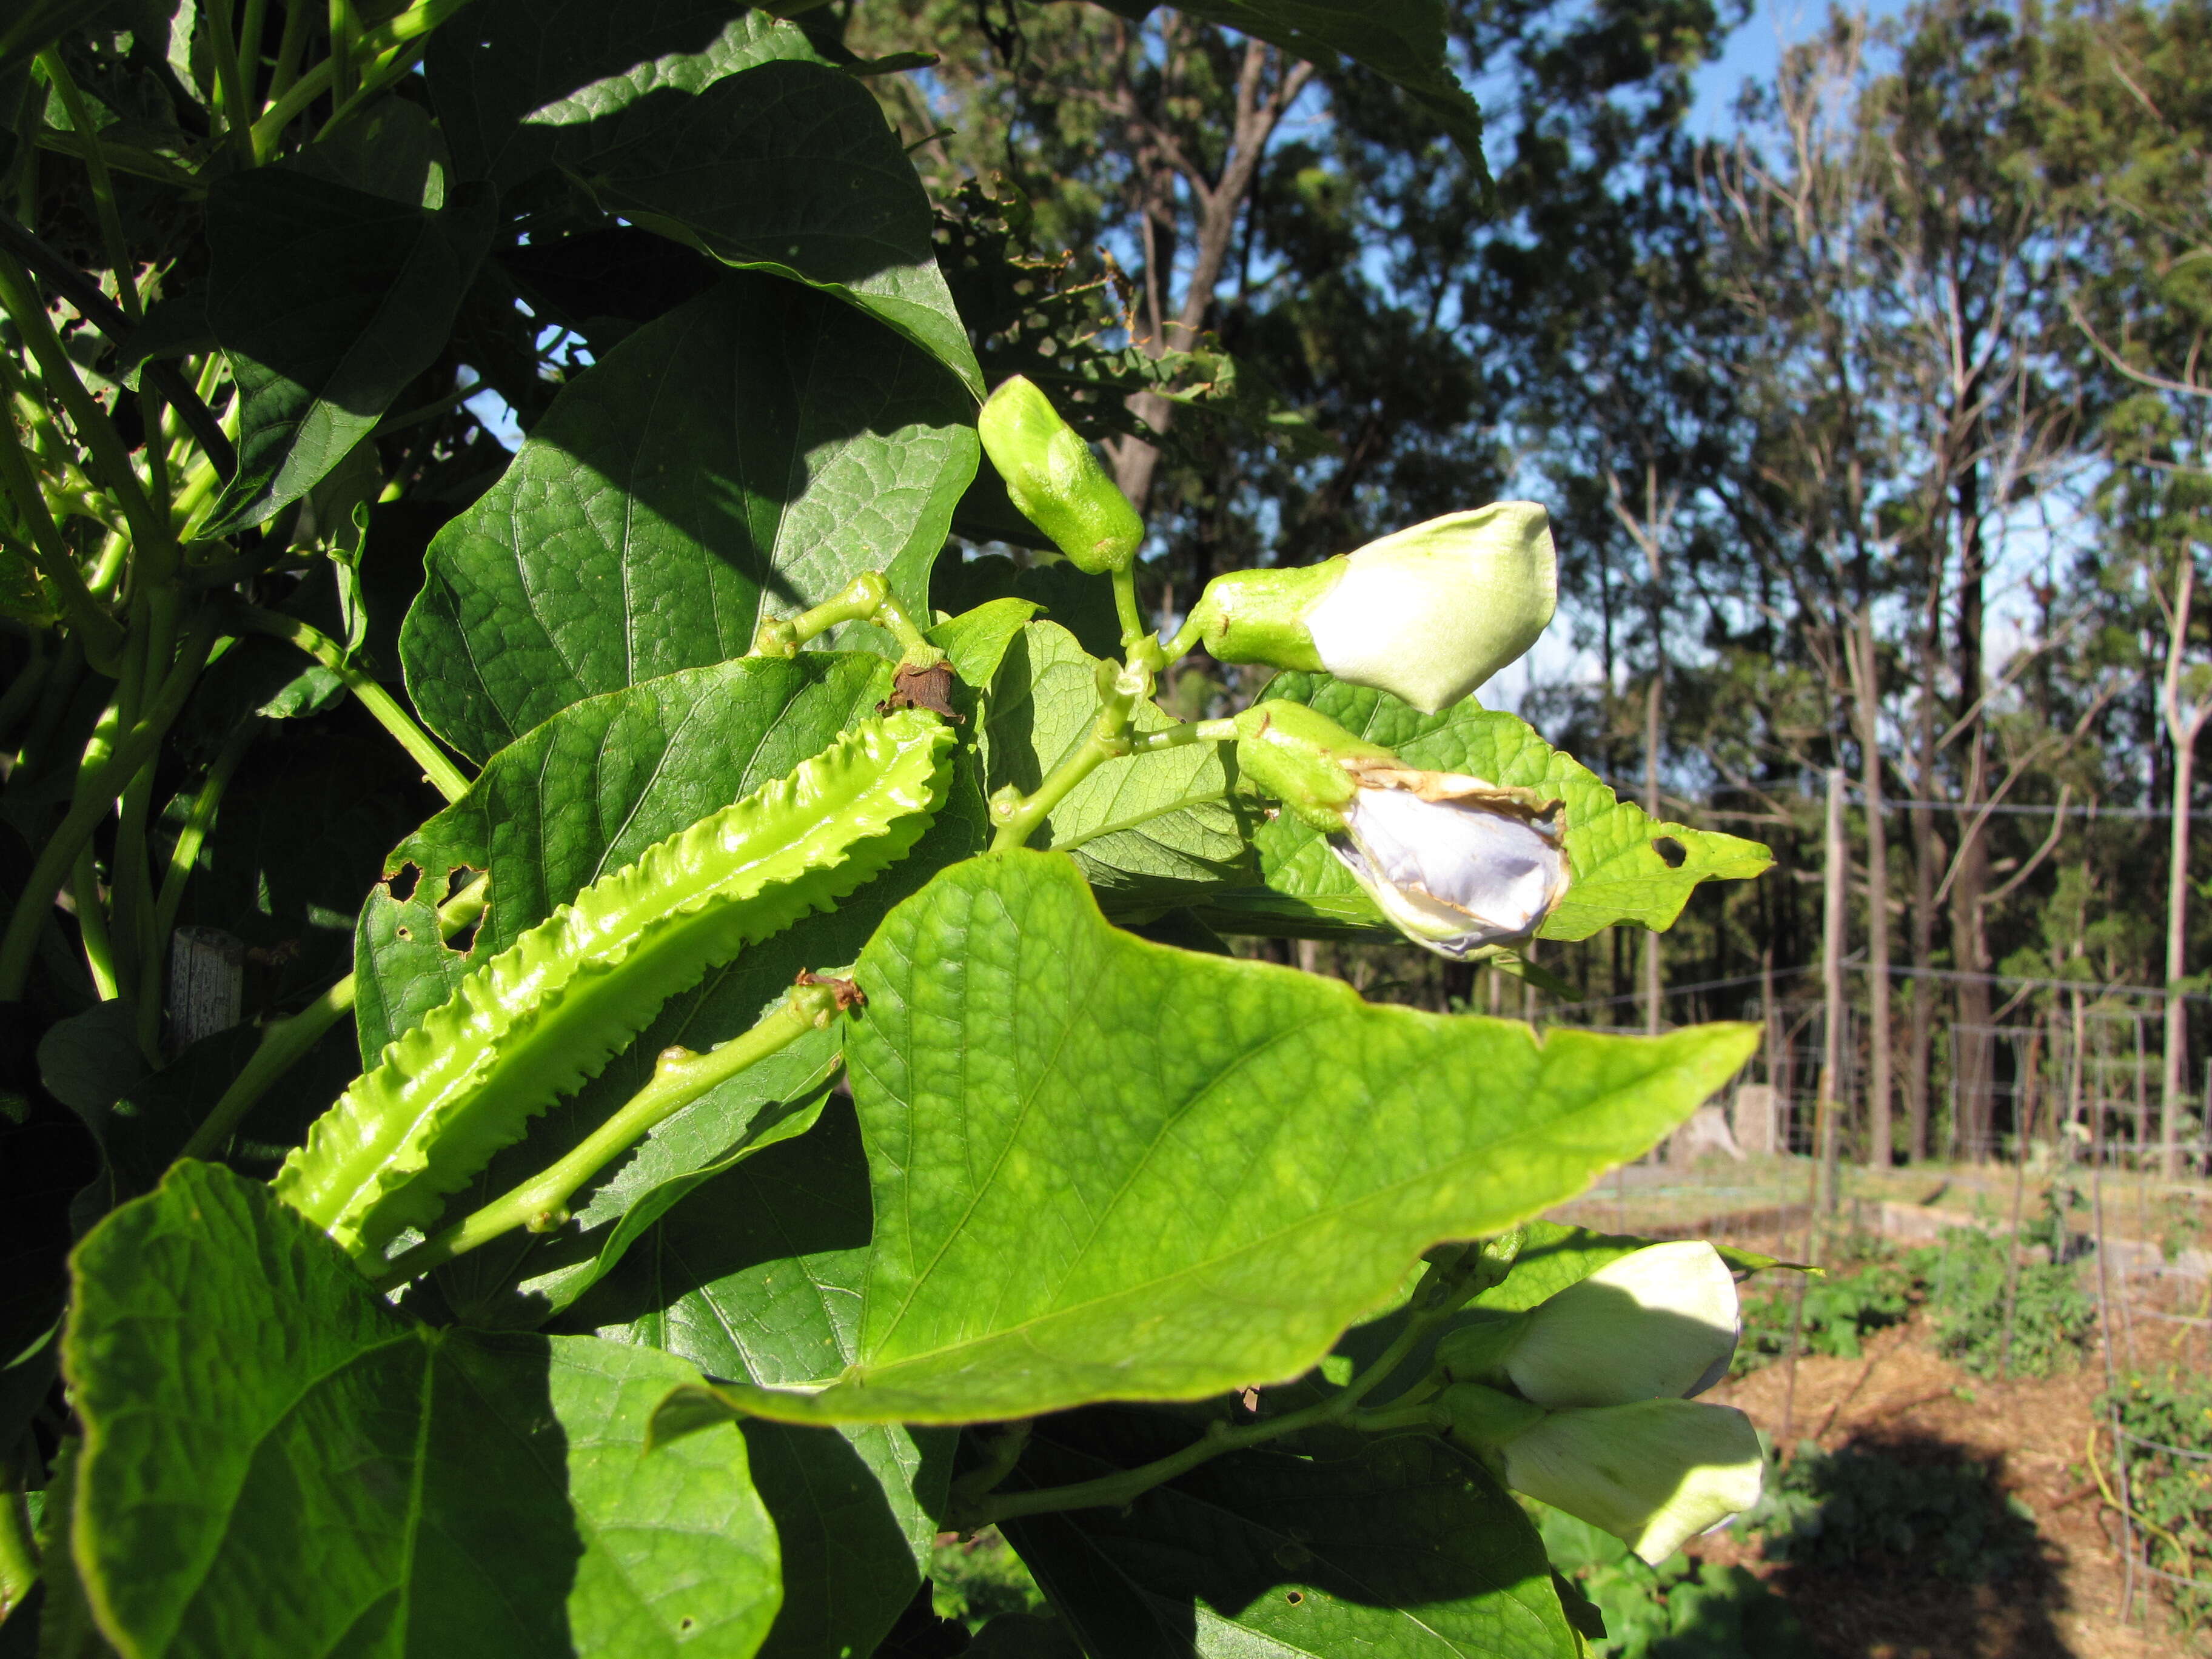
[
  {"left": 64, "top": 1161, "right": 781, "bottom": 1658},
  {"left": 581, "top": 59, "right": 984, "bottom": 395},
  {"left": 655, "top": 851, "right": 1757, "bottom": 1427},
  {"left": 399, "top": 273, "right": 977, "bottom": 762}
]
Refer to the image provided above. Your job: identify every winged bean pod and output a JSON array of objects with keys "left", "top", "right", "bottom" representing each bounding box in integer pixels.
[{"left": 275, "top": 709, "right": 954, "bottom": 1258}]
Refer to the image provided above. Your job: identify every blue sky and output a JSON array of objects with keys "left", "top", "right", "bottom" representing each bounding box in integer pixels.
[{"left": 1685, "top": 0, "right": 1913, "bottom": 135}]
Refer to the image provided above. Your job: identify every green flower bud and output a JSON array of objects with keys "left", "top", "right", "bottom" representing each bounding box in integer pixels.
[
  {"left": 1439, "top": 1242, "right": 1740, "bottom": 1407},
  {"left": 1439, "top": 1381, "right": 1549, "bottom": 1450},
  {"left": 1187, "top": 506, "right": 1557, "bottom": 712},
  {"left": 977, "top": 376, "right": 1144, "bottom": 574}
]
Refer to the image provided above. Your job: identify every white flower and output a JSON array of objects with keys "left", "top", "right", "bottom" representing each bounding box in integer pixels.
[
  {"left": 1305, "top": 504, "right": 1557, "bottom": 712},
  {"left": 1496, "top": 1398, "right": 1765, "bottom": 1566},
  {"left": 1329, "top": 763, "right": 1569, "bottom": 956},
  {"left": 1502, "top": 1242, "right": 1741, "bottom": 1407}
]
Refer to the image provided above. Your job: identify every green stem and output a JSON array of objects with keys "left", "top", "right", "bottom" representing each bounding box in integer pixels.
[
  {"left": 0, "top": 617, "right": 216, "bottom": 1000},
  {"left": 368, "top": 980, "right": 841, "bottom": 1292},
  {"left": 0, "top": 628, "right": 49, "bottom": 745},
  {"left": 1161, "top": 609, "right": 1205, "bottom": 665},
  {"left": 36, "top": 53, "right": 141, "bottom": 322},
  {"left": 327, "top": 0, "right": 360, "bottom": 109},
  {"left": 239, "top": 0, "right": 272, "bottom": 108},
  {"left": 1126, "top": 718, "right": 1236, "bottom": 754},
  {"left": 989, "top": 659, "right": 1148, "bottom": 851},
  {"left": 139, "top": 718, "right": 262, "bottom": 1054},
  {"left": 966, "top": 1248, "right": 1486, "bottom": 1527},
  {"left": 0, "top": 254, "right": 173, "bottom": 581},
  {"left": 227, "top": 604, "right": 472, "bottom": 800},
  {"left": 0, "top": 369, "right": 124, "bottom": 668},
  {"left": 252, "top": 0, "right": 479, "bottom": 158},
  {"left": 751, "top": 571, "right": 945, "bottom": 668},
  {"left": 177, "top": 973, "right": 355, "bottom": 1162},
  {"left": 1111, "top": 561, "right": 1145, "bottom": 653},
  {"left": 204, "top": 0, "right": 260, "bottom": 161},
  {"left": 70, "top": 845, "right": 121, "bottom": 1001}
]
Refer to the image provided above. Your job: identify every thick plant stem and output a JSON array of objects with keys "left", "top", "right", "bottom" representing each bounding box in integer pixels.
[
  {"left": 368, "top": 980, "right": 843, "bottom": 1292},
  {"left": 965, "top": 1248, "right": 1487, "bottom": 1527},
  {"left": 0, "top": 618, "right": 216, "bottom": 1000},
  {"left": 228, "top": 605, "right": 472, "bottom": 801},
  {"left": 37, "top": 53, "right": 141, "bottom": 322},
  {"left": 251, "top": 0, "right": 481, "bottom": 156},
  {"left": 70, "top": 845, "right": 121, "bottom": 1001},
  {"left": 990, "top": 659, "right": 1153, "bottom": 851}
]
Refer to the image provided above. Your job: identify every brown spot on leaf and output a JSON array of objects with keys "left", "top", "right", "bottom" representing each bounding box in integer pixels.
[{"left": 879, "top": 660, "right": 962, "bottom": 722}]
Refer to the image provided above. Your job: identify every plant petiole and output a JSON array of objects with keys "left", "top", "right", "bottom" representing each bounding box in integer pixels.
[
  {"left": 366, "top": 976, "right": 851, "bottom": 1293},
  {"left": 964, "top": 1247, "right": 1492, "bottom": 1526},
  {"left": 227, "top": 604, "right": 474, "bottom": 801},
  {"left": 1126, "top": 717, "right": 1236, "bottom": 754},
  {"left": 751, "top": 571, "right": 945, "bottom": 669},
  {"left": 990, "top": 657, "right": 1151, "bottom": 850}
]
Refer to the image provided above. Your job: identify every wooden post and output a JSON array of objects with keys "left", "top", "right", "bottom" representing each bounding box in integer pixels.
[
  {"left": 1820, "top": 767, "right": 1847, "bottom": 1214},
  {"left": 1852, "top": 610, "right": 1894, "bottom": 1167}
]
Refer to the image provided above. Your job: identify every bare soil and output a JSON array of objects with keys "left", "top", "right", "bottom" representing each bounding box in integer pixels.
[{"left": 1691, "top": 1316, "right": 2193, "bottom": 1658}]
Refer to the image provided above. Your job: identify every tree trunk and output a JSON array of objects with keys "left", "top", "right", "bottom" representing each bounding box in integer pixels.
[
  {"left": 1908, "top": 613, "right": 1942, "bottom": 1162},
  {"left": 1951, "top": 472, "right": 1993, "bottom": 1161},
  {"left": 1853, "top": 608, "right": 1893, "bottom": 1166},
  {"left": 1643, "top": 669, "right": 1663, "bottom": 1037}
]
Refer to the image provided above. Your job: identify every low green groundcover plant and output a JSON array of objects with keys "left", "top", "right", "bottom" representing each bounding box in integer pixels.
[
  {"left": 0, "top": 5, "right": 1787, "bottom": 1656},
  {"left": 2100, "top": 1371, "right": 2212, "bottom": 1631},
  {"left": 1914, "top": 1227, "right": 2099, "bottom": 1379},
  {"left": 1734, "top": 1252, "right": 1914, "bottom": 1373}
]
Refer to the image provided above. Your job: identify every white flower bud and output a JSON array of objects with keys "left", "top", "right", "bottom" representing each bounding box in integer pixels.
[
  {"left": 1329, "top": 763, "right": 1569, "bottom": 957},
  {"left": 1503, "top": 1242, "right": 1741, "bottom": 1407},
  {"left": 1305, "top": 504, "right": 1556, "bottom": 712},
  {"left": 1186, "top": 504, "right": 1557, "bottom": 712},
  {"left": 1498, "top": 1399, "right": 1765, "bottom": 1566}
]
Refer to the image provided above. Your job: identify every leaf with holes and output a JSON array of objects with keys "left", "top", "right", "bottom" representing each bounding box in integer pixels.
[
  {"left": 649, "top": 851, "right": 1758, "bottom": 1428},
  {"left": 64, "top": 1161, "right": 781, "bottom": 1658},
  {"left": 1235, "top": 674, "right": 1772, "bottom": 940},
  {"left": 350, "top": 651, "right": 986, "bottom": 1318}
]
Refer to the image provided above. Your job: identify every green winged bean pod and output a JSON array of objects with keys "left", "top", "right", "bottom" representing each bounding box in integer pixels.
[{"left": 275, "top": 709, "right": 955, "bottom": 1259}]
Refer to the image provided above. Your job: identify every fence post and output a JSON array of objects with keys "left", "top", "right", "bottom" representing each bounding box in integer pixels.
[{"left": 1820, "top": 768, "right": 1846, "bottom": 1215}]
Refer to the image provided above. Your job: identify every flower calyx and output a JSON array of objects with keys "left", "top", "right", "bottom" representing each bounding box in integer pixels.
[
  {"left": 1186, "top": 504, "right": 1558, "bottom": 712},
  {"left": 977, "top": 375, "right": 1144, "bottom": 575}
]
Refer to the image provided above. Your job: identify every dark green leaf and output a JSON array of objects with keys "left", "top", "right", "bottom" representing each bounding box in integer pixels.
[
  {"left": 579, "top": 59, "right": 983, "bottom": 394},
  {"left": 659, "top": 851, "right": 1758, "bottom": 1426},
  {"left": 399, "top": 273, "right": 979, "bottom": 763},
  {"left": 567, "top": 1100, "right": 954, "bottom": 1659},
  {"left": 0, "top": 0, "right": 119, "bottom": 80},
  {"left": 202, "top": 172, "right": 494, "bottom": 534},
  {"left": 1004, "top": 1414, "right": 1573, "bottom": 1658},
  {"left": 65, "top": 1161, "right": 781, "bottom": 1658},
  {"left": 1248, "top": 674, "right": 1773, "bottom": 940},
  {"left": 1093, "top": 0, "right": 1486, "bottom": 167},
  {"left": 427, "top": 0, "right": 830, "bottom": 192}
]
